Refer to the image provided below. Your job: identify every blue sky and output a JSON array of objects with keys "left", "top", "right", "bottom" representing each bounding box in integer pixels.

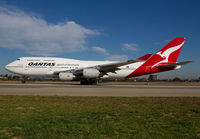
[{"left": 0, "top": 0, "right": 199, "bottom": 79}]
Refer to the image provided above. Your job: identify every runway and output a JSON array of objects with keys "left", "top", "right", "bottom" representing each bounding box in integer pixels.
[{"left": 0, "top": 83, "right": 200, "bottom": 97}]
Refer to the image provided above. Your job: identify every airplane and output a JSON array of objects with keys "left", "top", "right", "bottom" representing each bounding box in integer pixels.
[{"left": 5, "top": 37, "right": 192, "bottom": 85}]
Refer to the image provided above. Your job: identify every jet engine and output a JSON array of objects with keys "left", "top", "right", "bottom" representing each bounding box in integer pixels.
[
  {"left": 59, "top": 72, "right": 75, "bottom": 81},
  {"left": 83, "top": 69, "right": 100, "bottom": 78}
]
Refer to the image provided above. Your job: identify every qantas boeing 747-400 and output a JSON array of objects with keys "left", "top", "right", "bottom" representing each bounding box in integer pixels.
[{"left": 5, "top": 37, "right": 192, "bottom": 84}]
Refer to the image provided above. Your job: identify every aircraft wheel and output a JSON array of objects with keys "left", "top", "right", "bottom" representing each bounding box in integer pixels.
[
  {"left": 80, "top": 79, "right": 97, "bottom": 85},
  {"left": 21, "top": 76, "right": 27, "bottom": 84},
  {"left": 89, "top": 79, "right": 97, "bottom": 85},
  {"left": 21, "top": 79, "right": 26, "bottom": 84},
  {"left": 80, "top": 79, "right": 87, "bottom": 85}
]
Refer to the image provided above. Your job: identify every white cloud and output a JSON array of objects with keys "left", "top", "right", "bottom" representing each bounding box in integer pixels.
[
  {"left": 122, "top": 43, "right": 139, "bottom": 52},
  {"left": 91, "top": 46, "right": 109, "bottom": 55},
  {"left": 105, "top": 55, "right": 128, "bottom": 61},
  {"left": 0, "top": 6, "right": 98, "bottom": 56}
]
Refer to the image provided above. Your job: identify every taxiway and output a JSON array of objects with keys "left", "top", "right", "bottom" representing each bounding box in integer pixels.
[{"left": 0, "top": 83, "right": 199, "bottom": 97}]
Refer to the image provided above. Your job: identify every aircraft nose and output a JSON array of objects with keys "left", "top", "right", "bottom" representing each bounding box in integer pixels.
[
  {"left": 5, "top": 63, "right": 13, "bottom": 72},
  {"left": 5, "top": 64, "right": 9, "bottom": 71}
]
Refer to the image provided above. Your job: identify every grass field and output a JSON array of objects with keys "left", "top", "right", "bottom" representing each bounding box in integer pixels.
[{"left": 0, "top": 96, "right": 200, "bottom": 138}]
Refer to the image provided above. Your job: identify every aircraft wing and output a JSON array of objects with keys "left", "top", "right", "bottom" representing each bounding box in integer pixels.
[
  {"left": 72, "top": 54, "right": 153, "bottom": 76},
  {"left": 53, "top": 59, "right": 142, "bottom": 76},
  {"left": 156, "top": 61, "right": 192, "bottom": 68},
  {"left": 54, "top": 53, "right": 153, "bottom": 76},
  {"left": 98, "top": 59, "right": 142, "bottom": 73},
  {"left": 71, "top": 59, "right": 143, "bottom": 76}
]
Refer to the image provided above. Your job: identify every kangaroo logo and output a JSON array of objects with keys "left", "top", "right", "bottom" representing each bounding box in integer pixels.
[{"left": 152, "top": 41, "right": 184, "bottom": 68}]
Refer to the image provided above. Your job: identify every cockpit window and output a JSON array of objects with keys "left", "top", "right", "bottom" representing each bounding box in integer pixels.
[{"left": 17, "top": 58, "right": 20, "bottom": 60}]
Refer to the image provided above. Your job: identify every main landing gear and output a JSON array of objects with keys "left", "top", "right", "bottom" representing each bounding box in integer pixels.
[
  {"left": 21, "top": 76, "right": 27, "bottom": 84},
  {"left": 80, "top": 79, "right": 98, "bottom": 85}
]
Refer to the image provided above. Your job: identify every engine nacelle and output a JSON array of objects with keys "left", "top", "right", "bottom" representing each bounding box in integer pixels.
[
  {"left": 83, "top": 69, "right": 100, "bottom": 78},
  {"left": 59, "top": 72, "right": 75, "bottom": 81}
]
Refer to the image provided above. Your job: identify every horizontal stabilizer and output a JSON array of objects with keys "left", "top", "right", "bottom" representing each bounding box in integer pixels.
[{"left": 156, "top": 61, "right": 192, "bottom": 68}]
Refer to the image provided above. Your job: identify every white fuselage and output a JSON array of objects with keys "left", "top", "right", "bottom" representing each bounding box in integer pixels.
[{"left": 5, "top": 57, "right": 144, "bottom": 79}]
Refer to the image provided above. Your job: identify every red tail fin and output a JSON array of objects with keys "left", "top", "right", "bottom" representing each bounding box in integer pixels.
[
  {"left": 126, "top": 37, "right": 186, "bottom": 78},
  {"left": 137, "top": 53, "right": 152, "bottom": 61},
  {"left": 145, "top": 37, "right": 186, "bottom": 68}
]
